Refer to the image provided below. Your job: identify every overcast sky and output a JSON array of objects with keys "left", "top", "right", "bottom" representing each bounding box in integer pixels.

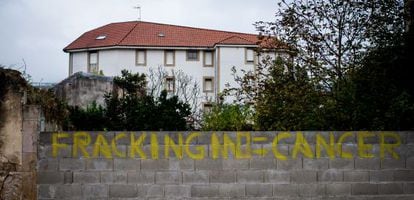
[{"left": 0, "top": 0, "right": 277, "bottom": 83}]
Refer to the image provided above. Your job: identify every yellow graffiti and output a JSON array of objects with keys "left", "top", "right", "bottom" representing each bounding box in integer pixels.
[{"left": 51, "top": 131, "right": 402, "bottom": 160}]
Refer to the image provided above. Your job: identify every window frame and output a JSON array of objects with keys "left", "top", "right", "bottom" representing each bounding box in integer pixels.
[
  {"left": 135, "top": 49, "right": 147, "bottom": 66},
  {"left": 203, "top": 51, "right": 214, "bottom": 67},
  {"left": 186, "top": 50, "right": 199, "bottom": 61},
  {"left": 165, "top": 76, "right": 175, "bottom": 92},
  {"left": 88, "top": 51, "right": 99, "bottom": 73},
  {"left": 164, "top": 50, "right": 176, "bottom": 66},
  {"left": 245, "top": 48, "right": 255, "bottom": 64},
  {"left": 203, "top": 76, "right": 214, "bottom": 93},
  {"left": 203, "top": 103, "right": 213, "bottom": 113}
]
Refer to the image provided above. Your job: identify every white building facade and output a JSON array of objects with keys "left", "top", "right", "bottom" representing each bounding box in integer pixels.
[{"left": 64, "top": 21, "right": 286, "bottom": 109}]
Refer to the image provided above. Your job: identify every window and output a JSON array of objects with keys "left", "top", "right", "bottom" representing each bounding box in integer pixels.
[
  {"left": 136, "top": 50, "right": 146, "bottom": 66},
  {"left": 245, "top": 48, "right": 255, "bottom": 63},
  {"left": 164, "top": 50, "right": 175, "bottom": 66},
  {"left": 203, "top": 77, "right": 214, "bottom": 92},
  {"left": 88, "top": 51, "right": 99, "bottom": 73},
  {"left": 165, "top": 76, "right": 175, "bottom": 92},
  {"left": 203, "top": 51, "right": 214, "bottom": 67},
  {"left": 186, "top": 50, "right": 199, "bottom": 61},
  {"left": 69, "top": 53, "right": 73, "bottom": 75},
  {"left": 203, "top": 103, "right": 213, "bottom": 113}
]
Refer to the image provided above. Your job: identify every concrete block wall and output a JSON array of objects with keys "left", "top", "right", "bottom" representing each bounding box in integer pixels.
[{"left": 37, "top": 131, "right": 414, "bottom": 199}]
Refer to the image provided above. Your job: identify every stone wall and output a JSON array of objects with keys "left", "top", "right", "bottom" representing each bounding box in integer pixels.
[
  {"left": 37, "top": 131, "right": 414, "bottom": 199},
  {"left": 53, "top": 72, "right": 113, "bottom": 108}
]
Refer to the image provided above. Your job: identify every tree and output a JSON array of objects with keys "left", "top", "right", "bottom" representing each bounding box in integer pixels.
[
  {"left": 201, "top": 104, "right": 254, "bottom": 131},
  {"left": 255, "top": 0, "right": 405, "bottom": 89}
]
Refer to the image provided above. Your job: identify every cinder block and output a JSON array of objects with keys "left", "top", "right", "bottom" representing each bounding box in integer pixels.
[
  {"left": 101, "top": 171, "right": 127, "bottom": 183},
  {"left": 329, "top": 158, "right": 354, "bottom": 169},
  {"left": 127, "top": 171, "right": 155, "bottom": 184},
  {"left": 326, "top": 183, "right": 351, "bottom": 195},
  {"left": 218, "top": 184, "right": 245, "bottom": 197},
  {"left": 297, "top": 184, "right": 325, "bottom": 197},
  {"left": 277, "top": 159, "right": 302, "bottom": 170},
  {"left": 394, "top": 170, "right": 414, "bottom": 181},
  {"left": 245, "top": 184, "right": 273, "bottom": 197},
  {"left": 109, "top": 184, "right": 138, "bottom": 198},
  {"left": 210, "top": 170, "right": 236, "bottom": 183},
  {"left": 290, "top": 170, "right": 317, "bottom": 183},
  {"left": 303, "top": 158, "right": 329, "bottom": 170},
  {"left": 344, "top": 171, "right": 369, "bottom": 182},
  {"left": 191, "top": 185, "right": 219, "bottom": 197},
  {"left": 318, "top": 169, "right": 343, "bottom": 182},
  {"left": 404, "top": 183, "right": 414, "bottom": 194},
  {"left": 378, "top": 183, "right": 404, "bottom": 195},
  {"left": 195, "top": 159, "right": 223, "bottom": 170},
  {"left": 38, "top": 145, "right": 72, "bottom": 159},
  {"left": 86, "top": 158, "right": 113, "bottom": 171},
  {"left": 237, "top": 170, "right": 264, "bottom": 183},
  {"left": 59, "top": 158, "right": 85, "bottom": 171},
  {"left": 55, "top": 184, "right": 82, "bottom": 199},
  {"left": 82, "top": 185, "right": 108, "bottom": 198},
  {"left": 273, "top": 184, "right": 297, "bottom": 196},
  {"left": 37, "top": 159, "right": 58, "bottom": 171},
  {"left": 63, "top": 171, "right": 73, "bottom": 184},
  {"left": 169, "top": 158, "right": 194, "bottom": 170},
  {"left": 141, "top": 159, "right": 169, "bottom": 170},
  {"left": 73, "top": 172, "right": 100, "bottom": 183},
  {"left": 137, "top": 185, "right": 164, "bottom": 197},
  {"left": 407, "top": 157, "right": 414, "bottom": 169},
  {"left": 264, "top": 171, "right": 290, "bottom": 183},
  {"left": 369, "top": 170, "right": 393, "bottom": 182},
  {"left": 165, "top": 185, "right": 191, "bottom": 197},
  {"left": 249, "top": 158, "right": 276, "bottom": 169},
  {"left": 37, "top": 172, "right": 64, "bottom": 184},
  {"left": 354, "top": 158, "right": 380, "bottom": 170},
  {"left": 155, "top": 171, "right": 181, "bottom": 184},
  {"left": 351, "top": 183, "right": 378, "bottom": 195},
  {"left": 289, "top": 144, "right": 316, "bottom": 158},
  {"left": 183, "top": 171, "right": 209, "bottom": 184},
  {"left": 114, "top": 158, "right": 140, "bottom": 171},
  {"left": 37, "top": 185, "right": 56, "bottom": 198},
  {"left": 223, "top": 159, "right": 249, "bottom": 170}
]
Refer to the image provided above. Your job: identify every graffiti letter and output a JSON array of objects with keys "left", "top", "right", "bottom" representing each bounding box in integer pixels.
[
  {"left": 129, "top": 133, "right": 146, "bottom": 159},
  {"left": 151, "top": 133, "right": 159, "bottom": 159},
  {"left": 236, "top": 132, "right": 251, "bottom": 159},
  {"left": 185, "top": 132, "right": 205, "bottom": 160},
  {"left": 316, "top": 133, "right": 335, "bottom": 159},
  {"left": 380, "top": 132, "right": 401, "bottom": 159},
  {"left": 211, "top": 133, "right": 221, "bottom": 159},
  {"left": 292, "top": 132, "right": 314, "bottom": 159},
  {"left": 337, "top": 132, "right": 353, "bottom": 159},
  {"left": 52, "top": 132, "right": 69, "bottom": 157},
  {"left": 73, "top": 132, "right": 91, "bottom": 158},
  {"left": 93, "top": 134, "right": 112, "bottom": 158},
  {"left": 272, "top": 132, "right": 291, "bottom": 160},
  {"left": 112, "top": 133, "right": 126, "bottom": 158},
  {"left": 357, "top": 132, "right": 375, "bottom": 158},
  {"left": 165, "top": 134, "right": 183, "bottom": 159}
]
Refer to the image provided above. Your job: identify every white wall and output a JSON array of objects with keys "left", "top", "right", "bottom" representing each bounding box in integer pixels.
[{"left": 71, "top": 52, "right": 88, "bottom": 74}]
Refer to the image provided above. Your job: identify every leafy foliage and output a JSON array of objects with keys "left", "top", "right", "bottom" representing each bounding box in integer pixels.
[
  {"left": 201, "top": 104, "right": 253, "bottom": 131},
  {"left": 66, "top": 70, "right": 191, "bottom": 131}
]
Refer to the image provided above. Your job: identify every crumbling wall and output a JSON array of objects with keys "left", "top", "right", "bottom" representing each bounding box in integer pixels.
[
  {"left": 0, "top": 68, "right": 41, "bottom": 199},
  {"left": 53, "top": 72, "right": 113, "bottom": 108}
]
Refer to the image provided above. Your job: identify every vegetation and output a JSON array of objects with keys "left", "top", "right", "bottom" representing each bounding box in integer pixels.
[
  {"left": 66, "top": 70, "right": 191, "bottom": 131},
  {"left": 201, "top": 104, "right": 254, "bottom": 131},
  {"left": 218, "top": 0, "right": 414, "bottom": 131}
]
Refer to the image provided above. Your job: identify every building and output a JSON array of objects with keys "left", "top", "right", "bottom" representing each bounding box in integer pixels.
[{"left": 63, "top": 21, "right": 287, "bottom": 108}]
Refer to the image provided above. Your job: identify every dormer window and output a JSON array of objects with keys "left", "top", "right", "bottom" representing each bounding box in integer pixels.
[{"left": 96, "top": 35, "right": 106, "bottom": 40}]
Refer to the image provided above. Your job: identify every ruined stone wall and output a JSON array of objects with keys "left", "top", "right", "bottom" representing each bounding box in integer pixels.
[
  {"left": 0, "top": 90, "right": 40, "bottom": 199},
  {"left": 38, "top": 131, "right": 414, "bottom": 199},
  {"left": 53, "top": 72, "right": 113, "bottom": 108}
]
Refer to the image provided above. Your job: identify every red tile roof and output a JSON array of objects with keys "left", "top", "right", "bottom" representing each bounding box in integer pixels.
[{"left": 64, "top": 21, "right": 264, "bottom": 51}]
